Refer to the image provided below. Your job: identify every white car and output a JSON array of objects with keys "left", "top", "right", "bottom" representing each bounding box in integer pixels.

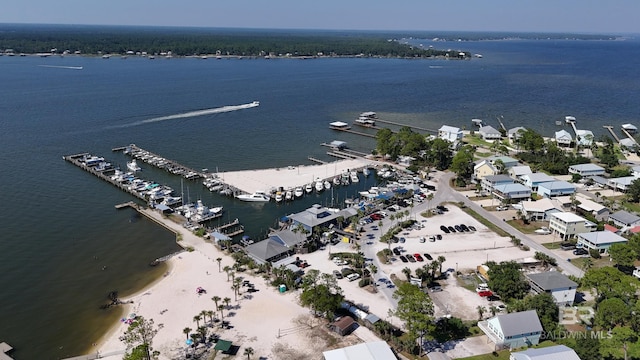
[
  {"left": 535, "top": 228, "right": 551, "bottom": 235},
  {"left": 347, "top": 273, "right": 360, "bottom": 282}
]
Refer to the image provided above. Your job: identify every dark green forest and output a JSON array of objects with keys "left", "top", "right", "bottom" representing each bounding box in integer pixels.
[{"left": 0, "top": 24, "right": 472, "bottom": 58}]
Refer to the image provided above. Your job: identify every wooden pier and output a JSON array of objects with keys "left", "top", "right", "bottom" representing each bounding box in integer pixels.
[
  {"left": 307, "top": 156, "right": 327, "bottom": 164},
  {"left": 212, "top": 218, "right": 245, "bottom": 237},
  {"left": 331, "top": 128, "right": 378, "bottom": 138},
  {"left": 114, "top": 144, "right": 205, "bottom": 180},
  {"left": 603, "top": 125, "right": 621, "bottom": 143},
  {"left": 372, "top": 118, "right": 438, "bottom": 134}
]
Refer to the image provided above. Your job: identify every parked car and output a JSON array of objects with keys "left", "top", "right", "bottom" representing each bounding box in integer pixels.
[
  {"left": 478, "top": 290, "right": 493, "bottom": 297},
  {"left": 447, "top": 226, "right": 456, "bottom": 233},
  {"left": 440, "top": 225, "right": 450, "bottom": 234},
  {"left": 406, "top": 254, "right": 416, "bottom": 263},
  {"left": 573, "top": 248, "right": 588, "bottom": 255},
  {"left": 414, "top": 253, "right": 424, "bottom": 262},
  {"left": 454, "top": 225, "right": 462, "bottom": 232},
  {"left": 393, "top": 247, "right": 401, "bottom": 255},
  {"left": 424, "top": 253, "right": 433, "bottom": 260},
  {"left": 333, "top": 270, "right": 343, "bottom": 279},
  {"left": 399, "top": 237, "right": 406, "bottom": 243},
  {"left": 436, "top": 234, "right": 442, "bottom": 240},
  {"left": 460, "top": 224, "right": 469, "bottom": 232},
  {"left": 429, "top": 286, "right": 443, "bottom": 292},
  {"left": 560, "top": 242, "right": 576, "bottom": 250},
  {"left": 419, "top": 237, "right": 426, "bottom": 243},
  {"left": 347, "top": 273, "right": 360, "bottom": 282},
  {"left": 399, "top": 255, "right": 408, "bottom": 263},
  {"left": 468, "top": 226, "right": 476, "bottom": 232}
]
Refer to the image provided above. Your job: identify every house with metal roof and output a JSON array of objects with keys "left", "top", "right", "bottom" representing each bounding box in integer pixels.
[
  {"left": 479, "top": 125, "right": 502, "bottom": 141},
  {"left": 508, "top": 165, "right": 532, "bottom": 181},
  {"left": 520, "top": 173, "right": 555, "bottom": 192},
  {"left": 554, "top": 130, "right": 573, "bottom": 146},
  {"left": 323, "top": 341, "right": 396, "bottom": 360},
  {"left": 478, "top": 310, "right": 543, "bottom": 350},
  {"left": 482, "top": 174, "right": 514, "bottom": 193},
  {"left": 607, "top": 176, "right": 636, "bottom": 192},
  {"left": 620, "top": 138, "right": 637, "bottom": 150},
  {"left": 575, "top": 129, "right": 594, "bottom": 146},
  {"left": 510, "top": 345, "right": 581, "bottom": 360},
  {"left": 537, "top": 180, "right": 576, "bottom": 198},
  {"left": 508, "top": 126, "right": 526, "bottom": 143},
  {"left": 288, "top": 204, "right": 358, "bottom": 234},
  {"left": 549, "top": 212, "right": 597, "bottom": 240},
  {"left": 244, "top": 229, "right": 308, "bottom": 264},
  {"left": 487, "top": 155, "right": 520, "bottom": 169},
  {"left": 608, "top": 210, "right": 640, "bottom": 228},
  {"left": 568, "top": 163, "right": 605, "bottom": 177},
  {"left": 474, "top": 159, "right": 499, "bottom": 181},
  {"left": 575, "top": 196, "right": 609, "bottom": 221},
  {"left": 526, "top": 272, "right": 578, "bottom": 306},
  {"left": 438, "top": 125, "right": 463, "bottom": 142},
  {"left": 493, "top": 183, "right": 532, "bottom": 202},
  {"left": 520, "top": 199, "right": 562, "bottom": 221},
  {"left": 576, "top": 231, "right": 628, "bottom": 255}
]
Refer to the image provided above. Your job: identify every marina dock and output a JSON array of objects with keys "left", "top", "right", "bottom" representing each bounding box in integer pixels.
[{"left": 114, "top": 144, "right": 205, "bottom": 180}]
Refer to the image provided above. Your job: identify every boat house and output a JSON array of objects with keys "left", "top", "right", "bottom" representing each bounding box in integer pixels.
[{"left": 329, "top": 121, "right": 350, "bottom": 130}]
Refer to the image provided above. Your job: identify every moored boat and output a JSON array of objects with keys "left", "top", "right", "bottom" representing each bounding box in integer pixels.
[
  {"left": 314, "top": 178, "right": 324, "bottom": 192},
  {"left": 324, "top": 180, "right": 331, "bottom": 190},
  {"left": 236, "top": 191, "right": 270, "bottom": 202},
  {"left": 294, "top": 187, "right": 304, "bottom": 198},
  {"left": 275, "top": 191, "right": 284, "bottom": 202},
  {"left": 127, "top": 159, "right": 141, "bottom": 172},
  {"left": 305, "top": 183, "right": 313, "bottom": 193}
]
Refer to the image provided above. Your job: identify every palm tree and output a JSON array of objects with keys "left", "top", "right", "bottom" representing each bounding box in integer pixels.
[
  {"left": 244, "top": 347, "right": 255, "bottom": 360},
  {"left": 216, "top": 257, "right": 222, "bottom": 272},
  {"left": 402, "top": 267, "right": 412, "bottom": 281},
  {"left": 232, "top": 283, "right": 240, "bottom": 301},
  {"left": 223, "top": 297, "right": 231, "bottom": 309},
  {"left": 223, "top": 265, "right": 231, "bottom": 281},
  {"left": 193, "top": 314, "right": 202, "bottom": 329},
  {"left": 183, "top": 327, "right": 192, "bottom": 340},
  {"left": 426, "top": 193, "right": 434, "bottom": 210},
  {"left": 477, "top": 305, "right": 486, "bottom": 320},
  {"left": 212, "top": 295, "right": 221, "bottom": 311},
  {"left": 437, "top": 255, "right": 446, "bottom": 275},
  {"left": 206, "top": 310, "right": 215, "bottom": 325},
  {"left": 217, "top": 304, "right": 225, "bottom": 323},
  {"left": 197, "top": 326, "right": 207, "bottom": 343},
  {"left": 489, "top": 305, "right": 498, "bottom": 317}
]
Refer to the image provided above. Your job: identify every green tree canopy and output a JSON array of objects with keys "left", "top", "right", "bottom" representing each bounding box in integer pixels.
[
  {"left": 299, "top": 270, "right": 344, "bottom": 319},
  {"left": 450, "top": 145, "right": 475, "bottom": 181},
  {"left": 391, "top": 283, "right": 434, "bottom": 353},
  {"left": 486, "top": 261, "right": 529, "bottom": 301},
  {"left": 608, "top": 243, "right": 637, "bottom": 267},
  {"left": 582, "top": 266, "right": 639, "bottom": 302},
  {"left": 120, "top": 316, "right": 159, "bottom": 360},
  {"left": 510, "top": 293, "right": 559, "bottom": 334},
  {"left": 595, "top": 297, "right": 632, "bottom": 329}
]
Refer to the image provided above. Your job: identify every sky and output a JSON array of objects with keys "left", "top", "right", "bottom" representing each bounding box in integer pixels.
[{"left": 2, "top": 0, "right": 639, "bottom": 34}]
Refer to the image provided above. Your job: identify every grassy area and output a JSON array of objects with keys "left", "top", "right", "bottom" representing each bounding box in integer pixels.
[
  {"left": 569, "top": 256, "right": 611, "bottom": 270},
  {"left": 474, "top": 152, "right": 493, "bottom": 158},
  {"left": 505, "top": 219, "right": 546, "bottom": 234},
  {"left": 463, "top": 134, "right": 492, "bottom": 147},
  {"left": 622, "top": 201, "right": 640, "bottom": 214},
  {"left": 458, "top": 341, "right": 557, "bottom": 360},
  {"left": 542, "top": 242, "right": 562, "bottom": 250},
  {"left": 460, "top": 206, "right": 511, "bottom": 238}
]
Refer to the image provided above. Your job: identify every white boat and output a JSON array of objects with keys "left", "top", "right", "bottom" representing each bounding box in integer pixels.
[
  {"left": 324, "top": 180, "right": 331, "bottom": 190},
  {"left": 161, "top": 196, "right": 182, "bottom": 206},
  {"left": 275, "top": 192, "right": 284, "bottom": 202},
  {"left": 363, "top": 167, "right": 371, "bottom": 177},
  {"left": 251, "top": 100, "right": 260, "bottom": 106},
  {"left": 294, "top": 187, "right": 304, "bottom": 198},
  {"left": 332, "top": 177, "right": 341, "bottom": 186},
  {"left": 127, "top": 159, "right": 141, "bottom": 172},
  {"left": 350, "top": 171, "right": 359, "bottom": 183},
  {"left": 315, "top": 179, "right": 324, "bottom": 192},
  {"left": 236, "top": 191, "right": 270, "bottom": 202},
  {"left": 305, "top": 183, "right": 313, "bottom": 193},
  {"left": 285, "top": 190, "right": 293, "bottom": 201}
]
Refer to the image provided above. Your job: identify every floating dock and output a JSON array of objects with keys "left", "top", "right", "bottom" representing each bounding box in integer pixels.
[{"left": 114, "top": 144, "right": 205, "bottom": 180}]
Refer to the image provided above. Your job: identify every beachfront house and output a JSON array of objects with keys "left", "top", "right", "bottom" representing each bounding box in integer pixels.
[
  {"left": 323, "top": 341, "right": 396, "bottom": 360},
  {"left": 554, "top": 130, "right": 573, "bottom": 147},
  {"left": 244, "top": 229, "right": 309, "bottom": 264},
  {"left": 526, "top": 272, "right": 578, "bottom": 306},
  {"left": 510, "top": 345, "right": 581, "bottom": 360},
  {"left": 520, "top": 173, "right": 555, "bottom": 192},
  {"left": 508, "top": 165, "right": 532, "bottom": 181},
  {"left": 632, "top": 166, "right": 640, "bottom": 179},
  {"left": 478, "top": 310, "right": 543, "bottom": 350},
  {"left": 479, "top": 125, "right": 502, "bottom": 141},
  {"left": 520, "top": 199, "right": 562, "bottom": 221},
  {"left": 474, "top": 160, "right": 499, "bottom": 181},
  {"left": 608, "top": 210, "right": 640, "bottom": 229},
  {"left": 482, "top": 174, "right": 514, "bottom": 193},
  {"left": 620, "top": 138, "right": 637, "bottom": 151},
  {"left": 507, "top": 126, "right": 526, "bottom": 144},
  {"left": 493, "top": 183, "right": 532, "bottom": 203},
  {"left": 576, "top": 231, "right": 628, "bottom": 255},
  {"left": 438, "top": 125, "right": 463, "bottom": 142},
  {"left": 536, "top": 180, "right": 576, "bottom": 198},
  {"left": 549, "top": 212, "right": 597, "bottom": 240},
  {"left": 575, "top": 129, "right": 594, "bottom": 147}
]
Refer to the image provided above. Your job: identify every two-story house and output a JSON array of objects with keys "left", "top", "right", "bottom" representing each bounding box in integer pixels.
[
  {"left": 479, "top": 310, "right": 543, "bottom": 350},
  {"left": 549, "top": 212, "right": 597, "bottom": 241}
]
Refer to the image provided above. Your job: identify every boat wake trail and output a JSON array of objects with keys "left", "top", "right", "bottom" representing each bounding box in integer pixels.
[{"left": 116, "top": 101, "right": 259, "bottom": 128}]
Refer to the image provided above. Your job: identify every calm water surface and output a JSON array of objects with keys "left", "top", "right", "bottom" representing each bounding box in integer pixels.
[{"left": 0, "top": 35, "right": 639, "bottom": 358}]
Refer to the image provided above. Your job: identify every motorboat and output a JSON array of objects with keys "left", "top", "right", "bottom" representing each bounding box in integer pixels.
[
  {"left": 350, "top": 171, "right": 359, "bottom": 183},
  {"left": 324, "top": 180, "right": 331, "bottom": 190},
  {"left": 294, "top": 187, "right": 304, "bottom": 198},
  {"left": 315, "top": 179, "right": 324, "bottom": 192},
  {"left": 305, "top": 183, "right": 313, "bottom": 193},
  {"left": 127, "top": 159, "right": 141, "bottom": 172},
  {"left": 285, "top": 190, "right": 293, "bottom": 201},
  {"left": 332, "top": 176, "right": 341, "bottom": 186},
  {"left": 363, "top": 167, "right": 371, "bottom": 177},
  {"left": 275, "top": 192, "right": 284, "bottom": 202},
  {"left": 236, "top": 191, "right": 270, "bottom": 202}
]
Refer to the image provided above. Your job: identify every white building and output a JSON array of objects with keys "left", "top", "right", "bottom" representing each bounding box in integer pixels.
[
  {"left": 479, "top": 125, "right": 502, "bottom": 141},
  {"left": 508, "top": 126, "right": 526, "bottom": 143},
  {"left": 510, "top": 345, "right": 581, "bottom": 360},
  {"left": 575, "top": 195, "right": 609, "bottom": 221},
  {"left": 438, "top": 125, "right": 463, "bottom": 142},
  {"left": 608, "top": 176, "right": 636, "bottom": 192},
  {"left": 520, "top": 199, "right": 562, "bottom": 221},
  {"left": 568, "top": 163, "right": 605, "bottom": 177},
  {"left": 478, "top": 310, "right": 543, "bottom": 350},
  {"left": 537, "top": 180, "right": 576, "bottom": 198},
  {"left": 575, "top": 129, "right": 594, "bottom": 146},
  {"left": 520, "top": 173, "right": 555, "bottom": 192},
  {"left": 554, "top": 130, "right": 573, "bottom": 146},
  {"left": 526, "top": 272, "right": 578, "bottom": 306},
  {"left": 576, "top": 231, "right": 628, "bottom": 255},
  {"left": 323, "top": 341, "right": 396, "bottom": 360},
  {"left": 549, "top": 212, "right": 597, "bottom": 240},
  {"left": 508, "top": 165, "right": 532, "bottom": 180}
]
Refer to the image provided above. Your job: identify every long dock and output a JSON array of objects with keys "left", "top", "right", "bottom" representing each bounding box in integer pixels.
[
  {"left": 331, "top": 128, "right": 377, "bottom": 138},
  {"left": 114, "top": 144, "right": 205, "bottom": 180},
  {"left": 372, "top": 118, "right": 438, "bottom": 134},
  {"left": 63, "top": 153, "right": 146, "bottom": 201},
  {"left": 603, "top": 125, "right": 621, "bottom": 143}
]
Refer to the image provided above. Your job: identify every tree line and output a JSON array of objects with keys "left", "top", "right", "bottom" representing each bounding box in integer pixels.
[{"left": 0, "top": 24, "right": 470, "bottom": 58}]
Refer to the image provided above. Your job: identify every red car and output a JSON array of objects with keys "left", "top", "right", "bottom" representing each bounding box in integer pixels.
[
  {"left": 478, "top": 290, "right": 493, "bottom": 297},
  {"left": 413, "top": 253, "right": 424, "bottom": 262}
]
